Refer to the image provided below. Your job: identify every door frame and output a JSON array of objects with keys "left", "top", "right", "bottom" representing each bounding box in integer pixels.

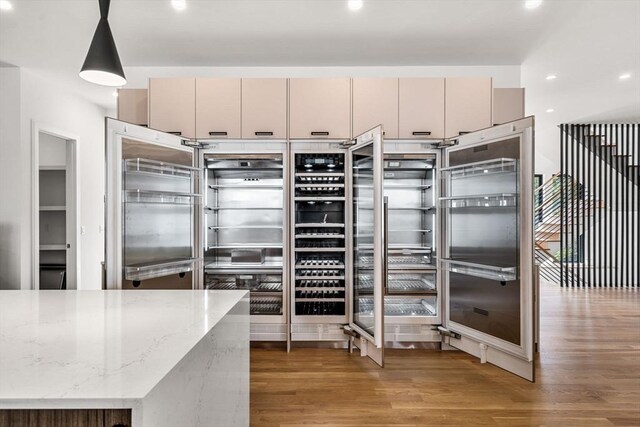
[{"left": 31, "top": 121, "right": 80, "bottom": 290}]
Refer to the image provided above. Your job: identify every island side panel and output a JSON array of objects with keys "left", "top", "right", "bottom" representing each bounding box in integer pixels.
[{"left": 137, "top": 295, "right": 250, "bottom": 427}]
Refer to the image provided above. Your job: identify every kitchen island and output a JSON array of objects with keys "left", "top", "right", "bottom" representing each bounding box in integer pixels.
[{"left": 0, "top": 290, "right": 249, "bottom": 427}]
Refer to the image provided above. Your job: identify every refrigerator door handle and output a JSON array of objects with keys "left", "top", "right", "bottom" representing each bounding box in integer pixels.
[{"left": 383, "top": 196, "right": 389, "bottom": 294}]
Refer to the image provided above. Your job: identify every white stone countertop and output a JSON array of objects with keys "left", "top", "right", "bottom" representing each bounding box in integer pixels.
[{"left": 0, "top": 290, "right": 248, "bottom": 404}]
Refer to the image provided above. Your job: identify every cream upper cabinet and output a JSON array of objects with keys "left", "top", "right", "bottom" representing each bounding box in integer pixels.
[
  {"left": 399, "top": 78, "right": 445, "bottom": 139},
  {"left": 241, "top": 78, "right": 287, "bottom": 139},
  {"left": 445, "top": 77, "right": 492, "bottom": 138},
  {"left": 289, "top": 78, "right": 351, "bottom": 139},
  {"left": 117, "top": 89, "right": 148, "bottom": 126},
  {"left": 148, "top": 78, "right": 196, "bottom": 138},
  {"left": 196, "top": 78, "right": 242, "bottom": 139},
  {"left": 352, "top": 78, "right": 399, "bottom": 139},
  {"left": 493, "top": 88, "right": 525, "bottom": 125}
]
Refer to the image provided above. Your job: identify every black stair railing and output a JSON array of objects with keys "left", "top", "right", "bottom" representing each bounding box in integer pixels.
[{"left": 560, "top": 123, "right": 639, "bottom": 287}]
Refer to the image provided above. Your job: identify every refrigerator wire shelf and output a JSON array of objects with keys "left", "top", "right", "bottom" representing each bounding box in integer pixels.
[
  {"left": 296, "top": 281, "right": 345, "bottom": 289},
  {"left": 441, "top": 157, "right": 517, "bottom": 179},
  {"left": 357, "top": 275, "right": 435, "bottom": 292},
  {"left": 359, "top": 298, "right": 437, "bottom": 317},
  {"left": 359, "top": 254, "right": 432, "bottom": 267},
  {"left": 295, "top": 258, "right": 345, "bottom": 269},
  {"left": 441, "top": 259, "right": 517, "bottom": 281},
  {"left": 296, "top": 280, "right": 344, "bottom": 287},
  {"left": 295, "top": 174, "right": 344, "bottom": 184},
  {"left": 295, "top": 271, "right": 344, "bottom": 278},
  {"left": 124, "top": 257, "right": 201, "bottom": 282},
  {"left": 123, "top": 158, "right": 200, "bottom": 178},
  {"left": 295, "top": 233, "right": 345, "bottom": 238},
  {"left": 295, "top": 301, "right": 345, "bottom": 316},
  {"left": 296, "top": 241, "right": 344, "bottom": 249},
  {"left": 206, "top": 280, "right": 283, "bottom": 292},
  {"left": 251, "top": 298, "right": 283, "bottom": 315},
  {"left": 123, "top": 189, "right": 201, "bottom": 205},
  {"left": 440, "top": 193, "right": 518, "bottom": 209}
]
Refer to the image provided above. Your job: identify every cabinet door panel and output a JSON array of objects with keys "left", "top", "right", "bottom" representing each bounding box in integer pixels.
[
  {"left": 242, "top": 78, "right": 287, "bottom": 139},
  {"left": 445, "top": 77, "right": 492, "bottom": 138},
  {"left": 399, "top": 78, "right": 445, "bottom": 139},
  {"left": 196, "top": 78, "right": 242, "bottom": 139},
  {"left": 493, "top": 88, "right": 525, "bottom": 125},
  {"left": 353, "top": 78, "right": 398, "bottom": 138},
  {"left": 149, "top": 78, "right": 196, "bottom": 138},
  {"left": 289, "top": 78, "right": 351, "bottom": 139},
  {"left": 117, "top": 88, "right": 148, "bottom": 126}
]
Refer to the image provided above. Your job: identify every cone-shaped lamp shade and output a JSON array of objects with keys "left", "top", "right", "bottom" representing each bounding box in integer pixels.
[{"left": 79, "top": 18, "right": 126, "bottom": 86}]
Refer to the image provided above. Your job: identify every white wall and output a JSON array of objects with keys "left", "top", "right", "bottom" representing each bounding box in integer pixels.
[
  {"left": 0, "top": 67, "right": 107, "bottom": 290},
  {"left": 39, "top": 133, "right": 67, "bottom": 167},
  {"left": 522, "top": 0, "right": 640, "bottom": 178},
  {"left": 0, "top": 66, "right": 22, "bottom": 290}
]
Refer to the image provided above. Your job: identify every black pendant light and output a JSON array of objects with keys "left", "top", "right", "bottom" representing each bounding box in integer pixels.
[{"left": 79, "top": 0, "right": 126, "bottom": 86}]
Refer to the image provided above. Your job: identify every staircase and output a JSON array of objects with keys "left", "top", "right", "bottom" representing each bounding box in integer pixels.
[
  {"left": 534, "top": 174, "right": 604, "bottom": 285},
  {"left": 567, "top": 124, "right": 639, "bottom": 186}
]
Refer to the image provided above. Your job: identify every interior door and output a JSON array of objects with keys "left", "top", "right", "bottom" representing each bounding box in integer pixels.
[
  {"left": 440, "top": 117, "right": 536, "bottom": 381},
  {"left": 105, "top": 118, "right": 203, "bottom": 290},
  {"left": 348, "top": 125, "right": 386, "bottom": 367}
]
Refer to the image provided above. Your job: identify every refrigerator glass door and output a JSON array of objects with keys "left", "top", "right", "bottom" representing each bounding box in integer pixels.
[
  {"left": 349, "top": 125, "right": 385, "bottom": 366},
  {"left": 441, "top": 117, "right": 535, "bottom": 381}
]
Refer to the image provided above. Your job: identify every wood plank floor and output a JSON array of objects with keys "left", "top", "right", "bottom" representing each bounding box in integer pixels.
[{"left": 251, "top": 283, "right": 640, "bottom": 426}]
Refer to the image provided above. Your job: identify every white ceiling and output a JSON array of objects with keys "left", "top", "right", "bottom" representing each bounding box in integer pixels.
[
  {"left": 1, "top": 0, "right": 576, "bottom": 69},
  {"left": 0, "top": 0, "right": 631, "bottom": 112}
]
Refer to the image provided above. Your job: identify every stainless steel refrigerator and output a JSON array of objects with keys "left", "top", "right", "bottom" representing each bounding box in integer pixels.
[{"left": 105, "top": 117, "right": 536, "bottom": 380}]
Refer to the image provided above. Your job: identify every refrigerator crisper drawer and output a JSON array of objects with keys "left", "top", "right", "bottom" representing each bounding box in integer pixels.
[
  {"left": 448, "top": 271, "right": 520, "bottom": 345},
  {"left": 231, "top": 249, "right": 265, "bottom": 264}
]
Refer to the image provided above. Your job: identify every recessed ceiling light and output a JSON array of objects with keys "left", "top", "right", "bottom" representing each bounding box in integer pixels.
[
  {"left": 171, "top": 0, "right": 187, "bottom": 11},
  {"left": 0, "top": 1, "right": 13, "bottom": 11},
  {"left": 545, "top": 74, "right": 557, "bottom": 80},
  {"left": 619, "top": 73, "right": 632, "bottom": 80},
  {"left": 348, "top": 0, "right": 363, "bottom": 11},
  {"left": 546, "top": 108, "right": 554, "bottom": 113},
  {"left": 525, "top": 0, "right": 543, "bottom": 9}
]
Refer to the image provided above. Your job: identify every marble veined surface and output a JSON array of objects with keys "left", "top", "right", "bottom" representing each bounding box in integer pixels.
[{"left": 0, "top": 290, "right": 248, "bottom": 403}]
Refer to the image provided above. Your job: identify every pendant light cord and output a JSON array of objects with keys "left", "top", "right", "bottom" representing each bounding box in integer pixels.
[{"left": 99, "top": 0, "right": 110, "bottom": 19}]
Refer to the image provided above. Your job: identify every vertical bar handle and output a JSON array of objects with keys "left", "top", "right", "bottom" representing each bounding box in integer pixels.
[{"left": 383, "top": 196, "right": 389, "bottom": 293}]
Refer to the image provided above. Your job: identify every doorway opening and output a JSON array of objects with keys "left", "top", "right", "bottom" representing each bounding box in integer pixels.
[{"left": 32, "top": 126, "right": 79, "bottom": 290}]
